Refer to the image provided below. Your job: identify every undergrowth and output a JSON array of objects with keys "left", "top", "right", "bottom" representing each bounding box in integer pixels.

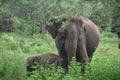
[{"left": 0, "top": 32, "right": 120, "bottom": 80}]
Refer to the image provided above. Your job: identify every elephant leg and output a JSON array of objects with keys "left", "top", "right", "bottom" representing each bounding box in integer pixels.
[
  {"left": 78, "top": 37, "right": 88, "bottom": 62},
  {"left": 55, "top": 39, "right": 68, "bottom": 70},
  {"left": 57, "top": 49, "right": 68, "bottom": 69},
  {"left": 77, "top": 36, "right": 89, "bottom": 73},
  {"left": 65, "top": 35, "right": 78, "bottom": 65},
  {"left": 87, "top": 48, "right": 95, "bottom": 62},
  {"left": 59, "top": 51, "right": 68, "bottom": 70},
  {"left": 58, "top": 50, "right": 68, "bottom": 69}
]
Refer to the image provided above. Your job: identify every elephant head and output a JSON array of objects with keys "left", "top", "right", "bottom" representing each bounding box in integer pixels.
[
  {"left": 45, "top": 16, "right": 62, "bottom": 39},
  {"left": 45, "top": 16, "right": 84, "bottom": 39}
]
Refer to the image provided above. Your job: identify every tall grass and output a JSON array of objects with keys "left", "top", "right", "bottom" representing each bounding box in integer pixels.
[{"left": 0, "top": 32, "right": 120, "bottom": 80}]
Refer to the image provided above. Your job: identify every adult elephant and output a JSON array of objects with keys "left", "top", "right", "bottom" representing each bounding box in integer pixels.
[{"left": 45, "top": 16, "right": 100, "bottom": 71}]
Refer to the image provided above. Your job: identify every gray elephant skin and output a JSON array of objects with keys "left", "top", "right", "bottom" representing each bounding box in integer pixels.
[{"left": 45, "top": 16, "right": 100, "bottom": 72}]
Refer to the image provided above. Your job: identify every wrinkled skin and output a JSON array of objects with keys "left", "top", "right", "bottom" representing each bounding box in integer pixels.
[
  {"left": 45, "top": 16, "right": 100, "bottom": 72},
  {"left": 111, "top": 21, "right": 120, "bottom": 49},
  {"left": 27, "top": 53, "right": 60, "bottom": 76}
]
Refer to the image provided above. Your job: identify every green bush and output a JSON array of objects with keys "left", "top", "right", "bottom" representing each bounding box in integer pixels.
[
  {"left": 28, "top": 65, "right": 64, "bottom": 80},
  {"left": 28, "top": 58, "right": 92, "bottom": 80},
  {"left": 0, "top": 32, "right": 57, "bottom": 54},
  {"left": 0, "top": 52, "right": 27, "bottom": 80},
  {"left": 13, "top": 17, "right": 40, "bottom": 35},
  {"left": 1, "top": 0, "right": 119, "bottom": 33},
  {"left": 0, "top": 32, "right": 120, "bottom": 80}
]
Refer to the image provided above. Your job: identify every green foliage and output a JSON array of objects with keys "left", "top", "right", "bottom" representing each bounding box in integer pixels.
[
  {"left": 0, "top": 52, "right": 27, "bottom": 80},
  {"left": 28, "top": 59, "right": 83, "bottom": 80},
  {"left": 0, "top": 32, "right": 120, "bottom": 80},
  {"left": 28, "top": 65, "right": 64, "bottom": 80},
  {"left": 62, "top": 59, "right": 83, "bottom": 80},
  {"left": 0, "top": 0, "right": 119, "bottom": 33},
  {"left": 0, "top": 32, "right": 57, "bottom": 54},
  {"left": 13, "top": 17, "right": 40, "bottom": 35},
  {"left": 0, "top": 0, "right": 120, "bottom": 80}
]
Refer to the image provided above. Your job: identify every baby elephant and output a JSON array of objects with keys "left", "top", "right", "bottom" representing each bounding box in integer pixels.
[{"left": 27, "top": 53, "right": 60, "bottom": 76}]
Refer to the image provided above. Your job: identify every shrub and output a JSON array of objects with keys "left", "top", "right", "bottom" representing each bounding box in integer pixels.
[{"left": 0, "top": 52, "right": 27, "bottom": 80}]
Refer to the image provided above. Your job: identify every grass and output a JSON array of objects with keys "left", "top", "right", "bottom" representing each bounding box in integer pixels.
[{"left": 0, "top": 32, "right": 120, "bottom": 80}]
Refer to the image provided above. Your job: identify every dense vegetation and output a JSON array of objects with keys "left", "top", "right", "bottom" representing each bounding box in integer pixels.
[
  {"left": 0, "top": 0, "right": 120, "bottom": 80},
  {"left": 0, "top": 32, "right": 120, "bottom": 80},
  {"left": 0, "top": 0, "right": 119, "bottom": 33}
]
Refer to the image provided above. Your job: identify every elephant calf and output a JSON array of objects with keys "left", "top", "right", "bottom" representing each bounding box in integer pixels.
[{"left": 27, "top": 53, "right": 60, "bottom": 76}]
